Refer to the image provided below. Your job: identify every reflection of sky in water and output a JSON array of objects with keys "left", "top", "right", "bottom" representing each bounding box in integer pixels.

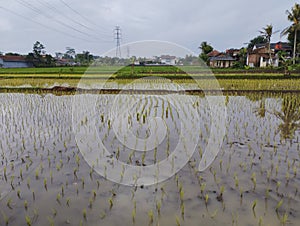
[{"left": 0, "top": 93, "right": 299, "bottom": 225}]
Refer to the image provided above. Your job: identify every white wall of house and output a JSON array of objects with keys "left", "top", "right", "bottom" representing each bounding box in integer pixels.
[
  {"left": 161, "top": 58, "right": 176, "bottom": 65},
  {"left": 1, "top": 61, "right": 30, "bottom": 68},
  {"left": 260, "top": 57, "right": 267, "bottom": 67}
]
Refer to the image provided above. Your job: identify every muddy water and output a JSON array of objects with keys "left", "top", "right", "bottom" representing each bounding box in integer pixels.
[{"left": 0, "top": 92, "right": 299, "bottom": 226}]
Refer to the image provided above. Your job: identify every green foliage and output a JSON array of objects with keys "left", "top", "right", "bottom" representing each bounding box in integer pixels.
[
  {"left": 281, "top": 3, "right": 300, "bottom": 64},
  {"left": 247, "top": 35, "right": 267, "bottom": 49},
  {"left": 199, "top": 41, "right": 214, "bottom": 64}
]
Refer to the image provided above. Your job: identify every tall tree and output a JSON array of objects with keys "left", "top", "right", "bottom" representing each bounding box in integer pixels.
[
  {"left": 199, "top": 41, "right": 213, "bottom": 64},
  {"left": 281, "top": 3, "right": 300, "bottom": 64},
  {"left": 65, "top": 47, "right": 76, "bottom": 59},
  {"left": 247, "top": 35, "right": 268, "bottom": 49},
  {"left": 33, "top": 41, "right": 45, "bottom": 59},
  {"left": 260, "top": 24, "right": 274, "bottom": 66}
]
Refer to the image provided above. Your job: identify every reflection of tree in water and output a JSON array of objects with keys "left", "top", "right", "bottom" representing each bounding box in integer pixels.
[
  {"left": 254, "top": 98, "right": 266, "bottom": 118},
  {"left": 274, "top": 95, "right": 300, "bottom": 141}
]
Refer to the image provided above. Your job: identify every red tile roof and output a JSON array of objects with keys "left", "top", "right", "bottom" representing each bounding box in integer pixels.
[
  {"left": 0, "top": 55, "right": 26, "bottom": 62},
  {"left": 207, "top": 50, "right": 220, "bottom": 57}
]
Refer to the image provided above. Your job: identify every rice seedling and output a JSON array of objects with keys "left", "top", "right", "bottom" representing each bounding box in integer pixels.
[
  {"left": 179, "top": 188, "right": 184, "bottom": 203},
  {"left": 252, "top": 199, "right": 257, "bottom": 217},
  {"left": 234, "top": 173, "right": 239, "bottom": 188},
  {"left": 73, "top": 167, "right": 78, "bottom": 179},
  {"left": 175, "top": 215, "right": 181, "bottom": 226},
  {"left": 44, "top": 178, "right": 47, "bottom": 191},
  {"left": 156, "top": 200, "right": 161, "bottom": 216},
  {"left": 25, "top": 215, "right": 32, "bottom": 226},
  {"left": 89, "top": 197, "right": 93, "bottom": 209},
  {"left": 56, "top": 193, "right": 61, "bottom": 205},
  {"left": 2, "top": 211, "right": 9, "bottom": 226},
  {"left": 32, "top": 190, "right": 35, "bottom": 201},
  {"left": 276, "top": 181, "right": 281, "bottom": 193},
  {"left": 3, "top": 166, "right": 7, "bottom": 182},
  {"left": 280, "top": 212, "right": 289, "bottom": 225},
  {"left": 275, "top": 199, "right": 283, "bottom": 213},
  {"left": 82, "top": 208, "right": 87, "bottom": 221},
  {"left": 205, "top": 194, "right": 209, "bottom": 206},
  {"left": 108, "top": 197, "right": 114, "bottom": 210},
  {"left": 20, "top": 168, "right": 23, "bottom": 180},
  {"left": 66, "top": 198, "right": 71, "bottom": 207},
  {"left": 200, "top": 183, "right": 206, "bottom": 194},
  {"left": 251, "top": 172, "right": 257, "bottom": 191},
  {"left": 24, "top": 200, "right": 28, "bottom": 211},
  {"left": 148, "top": 209, "right": 154, "bottom": 225},
  {"left": 6, "top": 198, "right": 13, "bottom": 209},
  {"left": 17, "top": 189, "right": 21, "bottom": 199},
  {"left": 35, "top": 168, "right": 39, "bottom": 180},
  {"left": 258, "top": 216, "right": 263, "bottom": 226},
  {"left": 81, "top": 177, "right": 85, "bottom": 189}
]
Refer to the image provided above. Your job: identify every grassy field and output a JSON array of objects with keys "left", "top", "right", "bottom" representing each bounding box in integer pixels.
[
  {"left": 0, "top": 65, "right": 298, "bottom": 75},
  {"left": 0, "top": 66, "right": 300, "bottom": 91}
]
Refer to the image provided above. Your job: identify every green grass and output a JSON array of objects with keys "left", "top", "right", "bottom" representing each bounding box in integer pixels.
[
  {"left": 1, "top": 65, "right": 300, "bottom": 91},
  {"left": 1, "top": 65, "right": 299, "bottom": 75}
]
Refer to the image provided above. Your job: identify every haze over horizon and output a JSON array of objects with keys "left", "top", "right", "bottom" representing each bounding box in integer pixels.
[{"left": 0, "top": 0, "right": 297, "bottom": 56}]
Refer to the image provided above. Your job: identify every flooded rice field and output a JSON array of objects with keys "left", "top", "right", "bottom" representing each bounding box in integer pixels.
[{"left": 0, "top": 91, "right": 299, "bottom": 226}]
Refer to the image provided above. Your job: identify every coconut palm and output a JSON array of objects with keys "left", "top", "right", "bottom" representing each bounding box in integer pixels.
[
  {"left": 260, "top": 24, "right": 274, "bottom": 66},
  {"left": 281, "top": 3, "right": 300, "bottom": 64}
]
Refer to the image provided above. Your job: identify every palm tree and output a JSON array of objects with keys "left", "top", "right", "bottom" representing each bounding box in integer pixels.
[
  {"left": 260, "top": 24, "right": 274, "bottom": 66},
  {"left": 281, "top": 3, "right": 300, "bottom": 64}
]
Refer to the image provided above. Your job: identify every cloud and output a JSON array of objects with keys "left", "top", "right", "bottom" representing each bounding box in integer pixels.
[
  {"left": 0, "top": 0, "right": 296, "bottom": 55},
  {"left": 0, "top": 18, "right": 12, "bottom": 31}
]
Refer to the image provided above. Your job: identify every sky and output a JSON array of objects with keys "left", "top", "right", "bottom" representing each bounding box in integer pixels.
[{"left": 0, "top": 0, "right": 298, "bottom": 57}]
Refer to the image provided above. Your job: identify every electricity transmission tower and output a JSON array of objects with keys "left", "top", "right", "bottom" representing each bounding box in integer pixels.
[{"left": 114, "top": 26, "right": 121, "bottom": 58}]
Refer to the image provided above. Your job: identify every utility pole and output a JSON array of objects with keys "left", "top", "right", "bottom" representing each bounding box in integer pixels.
[{"left": 114, "top": 26, "right": 121, "bottom": 58}]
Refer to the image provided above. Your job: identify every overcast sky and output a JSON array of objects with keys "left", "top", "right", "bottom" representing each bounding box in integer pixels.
[{"left": 0, "top": 0, "right": 298, "bottom": 56}]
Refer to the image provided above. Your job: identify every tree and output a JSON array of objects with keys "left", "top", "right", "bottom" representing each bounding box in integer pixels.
[
  {"left": 238, "top": 48, "right": 248, "bottom": 66},
  {"left": 199, "top": 41, "right": 213, "bottom": 64},
  {"left": 65, "top": 47, "right": 76, "bottom": 59},
  {"left": 5, "top": 52, "right": 21, "bottom": 56},
  {"left": 281, "top": 3, "right": 300, "bottom": 64},
  {"left": 27, "top": 41, "right": 55, "bottom": 67},
  {"left": 33, "top": 41, "right": 45, "bottom": 58},
  {"left": 247, "top": 35, "right": 268, "bottom": 49},
  {"left": 75, "top": 51, "right": 94, "bottom": 65},
  {"left": 274, "top": 95, "right": 300, "bottom": 141},
  {"left": 260, "top": 24, "right": 274, "bottom": 66}
]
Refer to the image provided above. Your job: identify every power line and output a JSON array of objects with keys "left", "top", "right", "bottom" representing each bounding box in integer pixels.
[
  {"left": 13, "top": 0, "right": 112, "bottom": 42},
  {"left": 36, "top": 0, "right": 93, "bottom": 32},
  {"left": 0, "top": 5, "right": 92, "bottom": 42},
  {"left": 114, "top": 26, "right": 121, "bottom": 58},
  {"left": 58, "top": 0, "right": 111, "bottom": 35},
  {"left": 37, "top": 0, "right": 112, "bottom": 39}
]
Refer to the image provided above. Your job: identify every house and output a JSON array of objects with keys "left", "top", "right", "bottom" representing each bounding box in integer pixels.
[
  {"left": 254, "top": 42, "right": 292, "bottom": 56},
  {"left": 209, "top": 54, "right": 236, "bottom": 68},
  {"left": 247, "top": 42, "right": 292, "bottom": 67},
  {"left": 0, "top": 55, "right": 33, "bottom": 68},
  {"left": 208, "top": 50, "right": 237, "bottom": 68},
  {"left": 160, "top": 55, "right": 177, "bottom": 65},
  {"left": 247, "top": 46, "right": 277, "bottom": 67},
  {"left": 207, "top": 50, "right": 220, "bottom": 58},
  {"left": 55, "top": 58, "right": 77, "bottom": 66},
  {"left": 226, "top": 49, "right": 240, "bottom": 58}
]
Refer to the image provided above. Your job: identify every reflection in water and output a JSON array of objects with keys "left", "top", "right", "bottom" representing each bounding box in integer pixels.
[
  {"left": 274, "top": 95, "right": 300, "bottom": 141},
  {"left": 254, "top": 98, "right": 266, "bottom": 118},
  {"left": 0, "top": 93, "right": 300, "bottom": 226}
]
